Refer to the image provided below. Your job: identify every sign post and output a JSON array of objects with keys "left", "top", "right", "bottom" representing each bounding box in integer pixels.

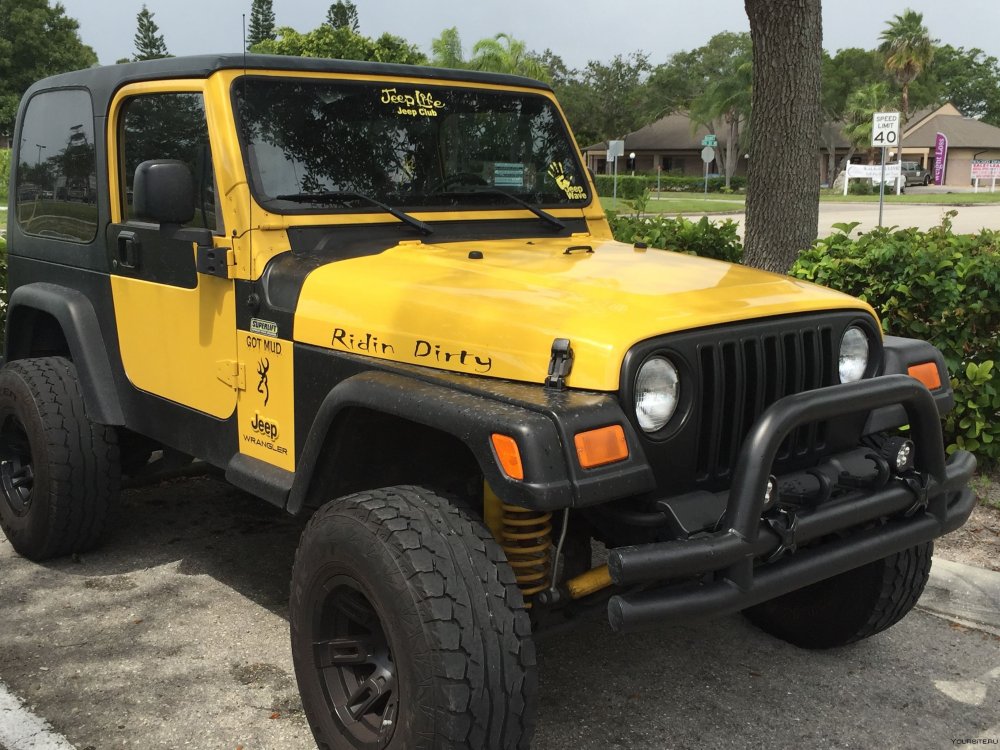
[
  {"left": 701, "top": 146, "right": 715, "bottom": 195},
  {"left": 872, "top": 112, "right": 900, "bottom": 227},
  {"left": 971, "top": 160, "right": 1000, "bottom": 193},
  {"left": 607, "top": 139, "right": 625, "bottom": 210}
]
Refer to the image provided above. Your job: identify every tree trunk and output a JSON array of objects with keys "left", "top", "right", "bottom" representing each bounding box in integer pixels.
[
  {"left": 742, "top": 0, "right": 823, "bottom": 273},
  {"left": 839, "top": 146, "right": 856, "bottom": 171}
]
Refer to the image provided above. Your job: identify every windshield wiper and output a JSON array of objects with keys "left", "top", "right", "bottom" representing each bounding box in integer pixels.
[
  {"left": 274, "top": 190, "right": 433, "bottom": 235},
  {"left": 466, "top": 187, "right": 566, "bottom": 231}
]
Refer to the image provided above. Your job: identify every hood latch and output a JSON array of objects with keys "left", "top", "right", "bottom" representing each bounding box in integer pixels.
[{"left": 545, "top": 338, "right": 574, "bottom": 390}]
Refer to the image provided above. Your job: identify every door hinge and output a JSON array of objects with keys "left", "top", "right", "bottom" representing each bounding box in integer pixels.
[
  {"left": 197, "top": 246, "right": 235, "bottom": 279},
  {"left": 216, "top": 360, "right": 246, "bottom": 391}
]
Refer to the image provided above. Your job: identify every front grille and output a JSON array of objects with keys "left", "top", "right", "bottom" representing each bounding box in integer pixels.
[
  {"left": 620, "top": 311, "right": 881, "bottom": 496},
  {"left": 694, "top": 326, "right": 836, "bottom": 482}
]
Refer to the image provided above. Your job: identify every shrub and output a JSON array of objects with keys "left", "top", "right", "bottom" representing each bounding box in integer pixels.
[
  {"left": 607, "top": 213, "right": 743, "bottom": 263},
  {"left": 847, "top": 179, "right": 873, "bottom": 195},
  {"left": 791, "top": 216, "right": 1000, "bottom": 463}
]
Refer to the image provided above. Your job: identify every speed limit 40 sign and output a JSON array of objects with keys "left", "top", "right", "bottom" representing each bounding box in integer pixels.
[{"left": 872, "top": 111, "right": 900, "bottom": 147}]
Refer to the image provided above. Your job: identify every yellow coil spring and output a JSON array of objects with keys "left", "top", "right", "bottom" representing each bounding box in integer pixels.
[{"left": 500, "top": 503, "right": 553, "bottom": 601}]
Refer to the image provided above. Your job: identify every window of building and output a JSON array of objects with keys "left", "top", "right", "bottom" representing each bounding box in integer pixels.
[
  {"left": 14, "top": 89, "right": 98, "bottom": 243},
  {"left": 119, "top": 92, "right": 220, "bottom": 231}
]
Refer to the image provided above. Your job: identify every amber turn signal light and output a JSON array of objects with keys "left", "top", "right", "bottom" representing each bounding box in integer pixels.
[
  {"left": 491, "top": 434, "right": 524, "bottom": 480},
  {"left": 907, "top": 361, "right": 942, "bottom": 390},
  {"left": 574, "top": 425, "right": 629, "bottom": 469}
]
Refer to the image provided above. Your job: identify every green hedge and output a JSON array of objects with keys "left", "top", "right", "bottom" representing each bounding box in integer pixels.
[
  {"left": 594, "top": 174, "right": 746, "bottom": 197},
  {"left": 0, "top": 149, "right": 9, "bottom": 202},
  {"left": 607, "top": 213, "right": 743, "bottom": 263},
  {"left": 791, "top": 217, "right": 1000, "bottom": 463}
]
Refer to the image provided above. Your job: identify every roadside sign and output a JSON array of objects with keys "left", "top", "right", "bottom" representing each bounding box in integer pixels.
[
  {"left": 872, "top": 112, "right": 900, "bottom": 148},
  {"left": 607, "top": 139, "right": 625, "bottom": 160},
  {"left": 701, "top": 146, "right": 715, "bottom": 164},
  {"left": 701, "top": 134, "right": 717, "bottom": 147},
  {"left": 846, "top": 163, "right": 900, "bottom": 180},
  {"left": 971, "top": 160, "right": 1000, "bottom": 179}
]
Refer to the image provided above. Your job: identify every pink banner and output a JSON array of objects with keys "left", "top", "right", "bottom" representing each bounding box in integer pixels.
[{"left": 933, "top": 132, "right": 948, "bottom": 186}]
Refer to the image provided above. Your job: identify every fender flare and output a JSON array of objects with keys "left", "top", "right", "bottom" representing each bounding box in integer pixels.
[
  {"left": 286, "top": 370, "right": 575, "bottom": 515},
  {"left": 5, "top": 283, "right": 125, "bottom": 425}
]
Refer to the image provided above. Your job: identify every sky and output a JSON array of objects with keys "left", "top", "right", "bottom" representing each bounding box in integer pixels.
[{"left": 59, "top": 0, "right": 1000, "bottom": 69}]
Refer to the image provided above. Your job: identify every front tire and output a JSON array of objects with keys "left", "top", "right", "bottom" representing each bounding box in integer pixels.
[
  {"left": 743, "top": 542, "right": 932, "bottom": 649},
  {"left": 0, "top": 357, "right": 120, "bottom": 561},
  {"left": 290, "top": 486, "right": 537, "bottom": 749}
]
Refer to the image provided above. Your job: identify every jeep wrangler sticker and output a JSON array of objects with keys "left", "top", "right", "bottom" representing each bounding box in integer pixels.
[
  {"left": 238, "top": 331, "right": 294, "bottom": 471},
  {"left": 380, "top": 87, "right": 445, "bottom": 117}
]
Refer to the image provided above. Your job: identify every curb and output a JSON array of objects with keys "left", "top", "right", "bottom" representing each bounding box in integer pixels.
[{"left": 918, "top": 557, "right": 1000, "bottom": 636}]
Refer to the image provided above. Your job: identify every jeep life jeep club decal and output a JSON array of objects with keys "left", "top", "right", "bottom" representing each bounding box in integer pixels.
[
  {"left": 380, "top": 87, "right": 446, "bottom": 117},
  {"left": 238, "top": 331, "right": 294, "bottom": 471}
]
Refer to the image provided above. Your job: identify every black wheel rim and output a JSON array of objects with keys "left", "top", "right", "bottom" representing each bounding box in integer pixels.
[
  {"left": 0, "top": 415, "right": 34, "bottom": 517},
  {"left": 313, "top": 575, "right": 399, "bottom": 749}
]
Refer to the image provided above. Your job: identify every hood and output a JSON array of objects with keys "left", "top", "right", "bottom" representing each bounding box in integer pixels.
[{"left": 293, "top": 236, "right": 875, "bottom": 391}]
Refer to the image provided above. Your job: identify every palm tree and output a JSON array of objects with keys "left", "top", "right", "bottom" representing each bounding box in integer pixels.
[
  {"left": 878, "top": 9, "right": 934, "bottom": 119},
  {"left": 689, "top": 58, "right": 752, "bottom": 189},
  {"left": 469, "top": 33, "right": 549, "bottom": 81},
  {"left": 843, "top": 81, "right": 897, "bottom": 163},
  {"left": 430, "top": 27, "right": 465, "bottom": 69}
]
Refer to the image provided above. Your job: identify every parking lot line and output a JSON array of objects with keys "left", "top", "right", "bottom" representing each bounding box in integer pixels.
[{"left": 0, "top": 679, "right": 75, "bottom": 750}]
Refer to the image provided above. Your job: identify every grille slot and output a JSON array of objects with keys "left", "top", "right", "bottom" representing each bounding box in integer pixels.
[{"left": 694, "top": 325, "right": 834, "bottom": 482}]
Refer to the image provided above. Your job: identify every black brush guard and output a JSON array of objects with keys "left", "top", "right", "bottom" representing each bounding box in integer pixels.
[{"left": 607, "top": 374, "right": 977, "bottom": 632}]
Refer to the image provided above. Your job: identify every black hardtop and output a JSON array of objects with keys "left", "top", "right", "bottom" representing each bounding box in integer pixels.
[{"left": 23, "top": 53, "right": 553, "bottom": 116}]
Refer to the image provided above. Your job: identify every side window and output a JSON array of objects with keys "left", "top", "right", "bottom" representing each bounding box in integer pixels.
[
  {"left": 119, "top": 92, "right": 220, "bottom": 231},
  {"left": 14, "top": 89, "right": 98, "bottom": 243}
]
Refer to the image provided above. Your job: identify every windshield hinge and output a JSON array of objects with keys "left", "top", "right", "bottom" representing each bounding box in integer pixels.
[
  {"left": 216, "top": 360, "right": 246, "bottom": 391},
  {"left": 197, "top": 245, "right": 235, "bottom": 279},
  {"left": 545, "top": 338, "right": 574, "bottom": 390}
]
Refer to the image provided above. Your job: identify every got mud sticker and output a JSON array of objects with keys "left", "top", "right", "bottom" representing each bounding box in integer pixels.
[
  {"left": 547, "top": 162, "right": 587, "bottom": 200},
  {"left": 380, "top": 87, "right": 446, "bottom": 117}
]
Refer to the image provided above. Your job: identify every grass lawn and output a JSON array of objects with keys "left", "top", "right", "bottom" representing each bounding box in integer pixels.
[
  {"left": 600, "top": 188, "right": 1000, "bottom": 215},
  {"left": 601, "top": 194, "right": 745, "bottom": 215}
]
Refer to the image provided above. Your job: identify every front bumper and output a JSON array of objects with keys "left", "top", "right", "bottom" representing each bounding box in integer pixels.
[{"left": 606, "top": 375, "right": 977, "bottom": 632}]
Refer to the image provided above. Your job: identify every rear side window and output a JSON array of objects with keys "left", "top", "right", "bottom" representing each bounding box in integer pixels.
[
  {"left": 14, "top": 89, "right": 98, "bottom": 243},
  {"left": 119, "top": 92, "right": 220, "bottom": 231}
]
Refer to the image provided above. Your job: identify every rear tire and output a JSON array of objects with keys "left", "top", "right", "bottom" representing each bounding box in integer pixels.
[
  {"left": 0, "top": 357, "right": 120, "bottom": 560},
  {"left": 290, "top": 485, "right": 537, "bottom": 749},
  {"left": 743, "top": 542, "right": 932, "bottom": 649}
]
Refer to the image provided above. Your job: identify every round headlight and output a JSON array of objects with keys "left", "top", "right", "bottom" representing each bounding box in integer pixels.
[
  {"left": 635, "top": 356, "right": 680, "bottom": 432},
  {"left": 839, "top": 326, "right": 870, "bottom": 383}
]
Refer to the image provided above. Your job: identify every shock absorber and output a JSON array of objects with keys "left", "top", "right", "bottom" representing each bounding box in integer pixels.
[{"left": 484, "top": 484, "right": 553, "bottom": 604}]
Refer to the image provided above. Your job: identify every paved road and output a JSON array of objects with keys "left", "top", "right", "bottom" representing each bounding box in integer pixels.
[
  {"left": 708, "top": 201, "right": 1000, "bottom": 239},
  {"left": 1, "top": 475, "right": 998, "bottom": 749}
]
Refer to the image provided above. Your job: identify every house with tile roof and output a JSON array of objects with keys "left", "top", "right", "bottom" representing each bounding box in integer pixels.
[
  {"left": 896, "top": 103, "right": 1000, "bottom": 186},
  {"left": 581, "top": 103, "right": 1000, "bottom": 189}
]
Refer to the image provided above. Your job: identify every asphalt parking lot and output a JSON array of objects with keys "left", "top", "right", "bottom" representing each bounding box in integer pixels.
[{"left": 2, "top": 474, "right": 999, "bottom": 750}]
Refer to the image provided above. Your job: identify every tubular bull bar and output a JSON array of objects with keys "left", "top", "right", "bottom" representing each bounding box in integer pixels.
[{"left": 606, "top": 375, "right": 977, "bottom": 632}]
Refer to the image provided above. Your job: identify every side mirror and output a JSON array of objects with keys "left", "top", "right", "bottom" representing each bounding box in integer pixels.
[{"left": 133, "top": 159, "right": 194, "bottom": 225}]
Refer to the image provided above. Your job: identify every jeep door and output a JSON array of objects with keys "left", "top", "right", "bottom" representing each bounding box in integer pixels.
[{"left": 105, "top": 83, "right": 238, "bottom": 420}]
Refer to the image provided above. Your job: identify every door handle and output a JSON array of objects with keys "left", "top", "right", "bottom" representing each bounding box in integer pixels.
[{"left": 116, "top": 231, "right": 139, "bottom": 270}]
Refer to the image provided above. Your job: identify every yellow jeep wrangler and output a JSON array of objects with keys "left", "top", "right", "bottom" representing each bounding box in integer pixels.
[{"left": 1, "top": 55, "right": 976, "bottom": 749}]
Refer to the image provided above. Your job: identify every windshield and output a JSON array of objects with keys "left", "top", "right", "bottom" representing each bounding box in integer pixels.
[{"left": 232, "top": 76, "right": 591, "bottom": 213}]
